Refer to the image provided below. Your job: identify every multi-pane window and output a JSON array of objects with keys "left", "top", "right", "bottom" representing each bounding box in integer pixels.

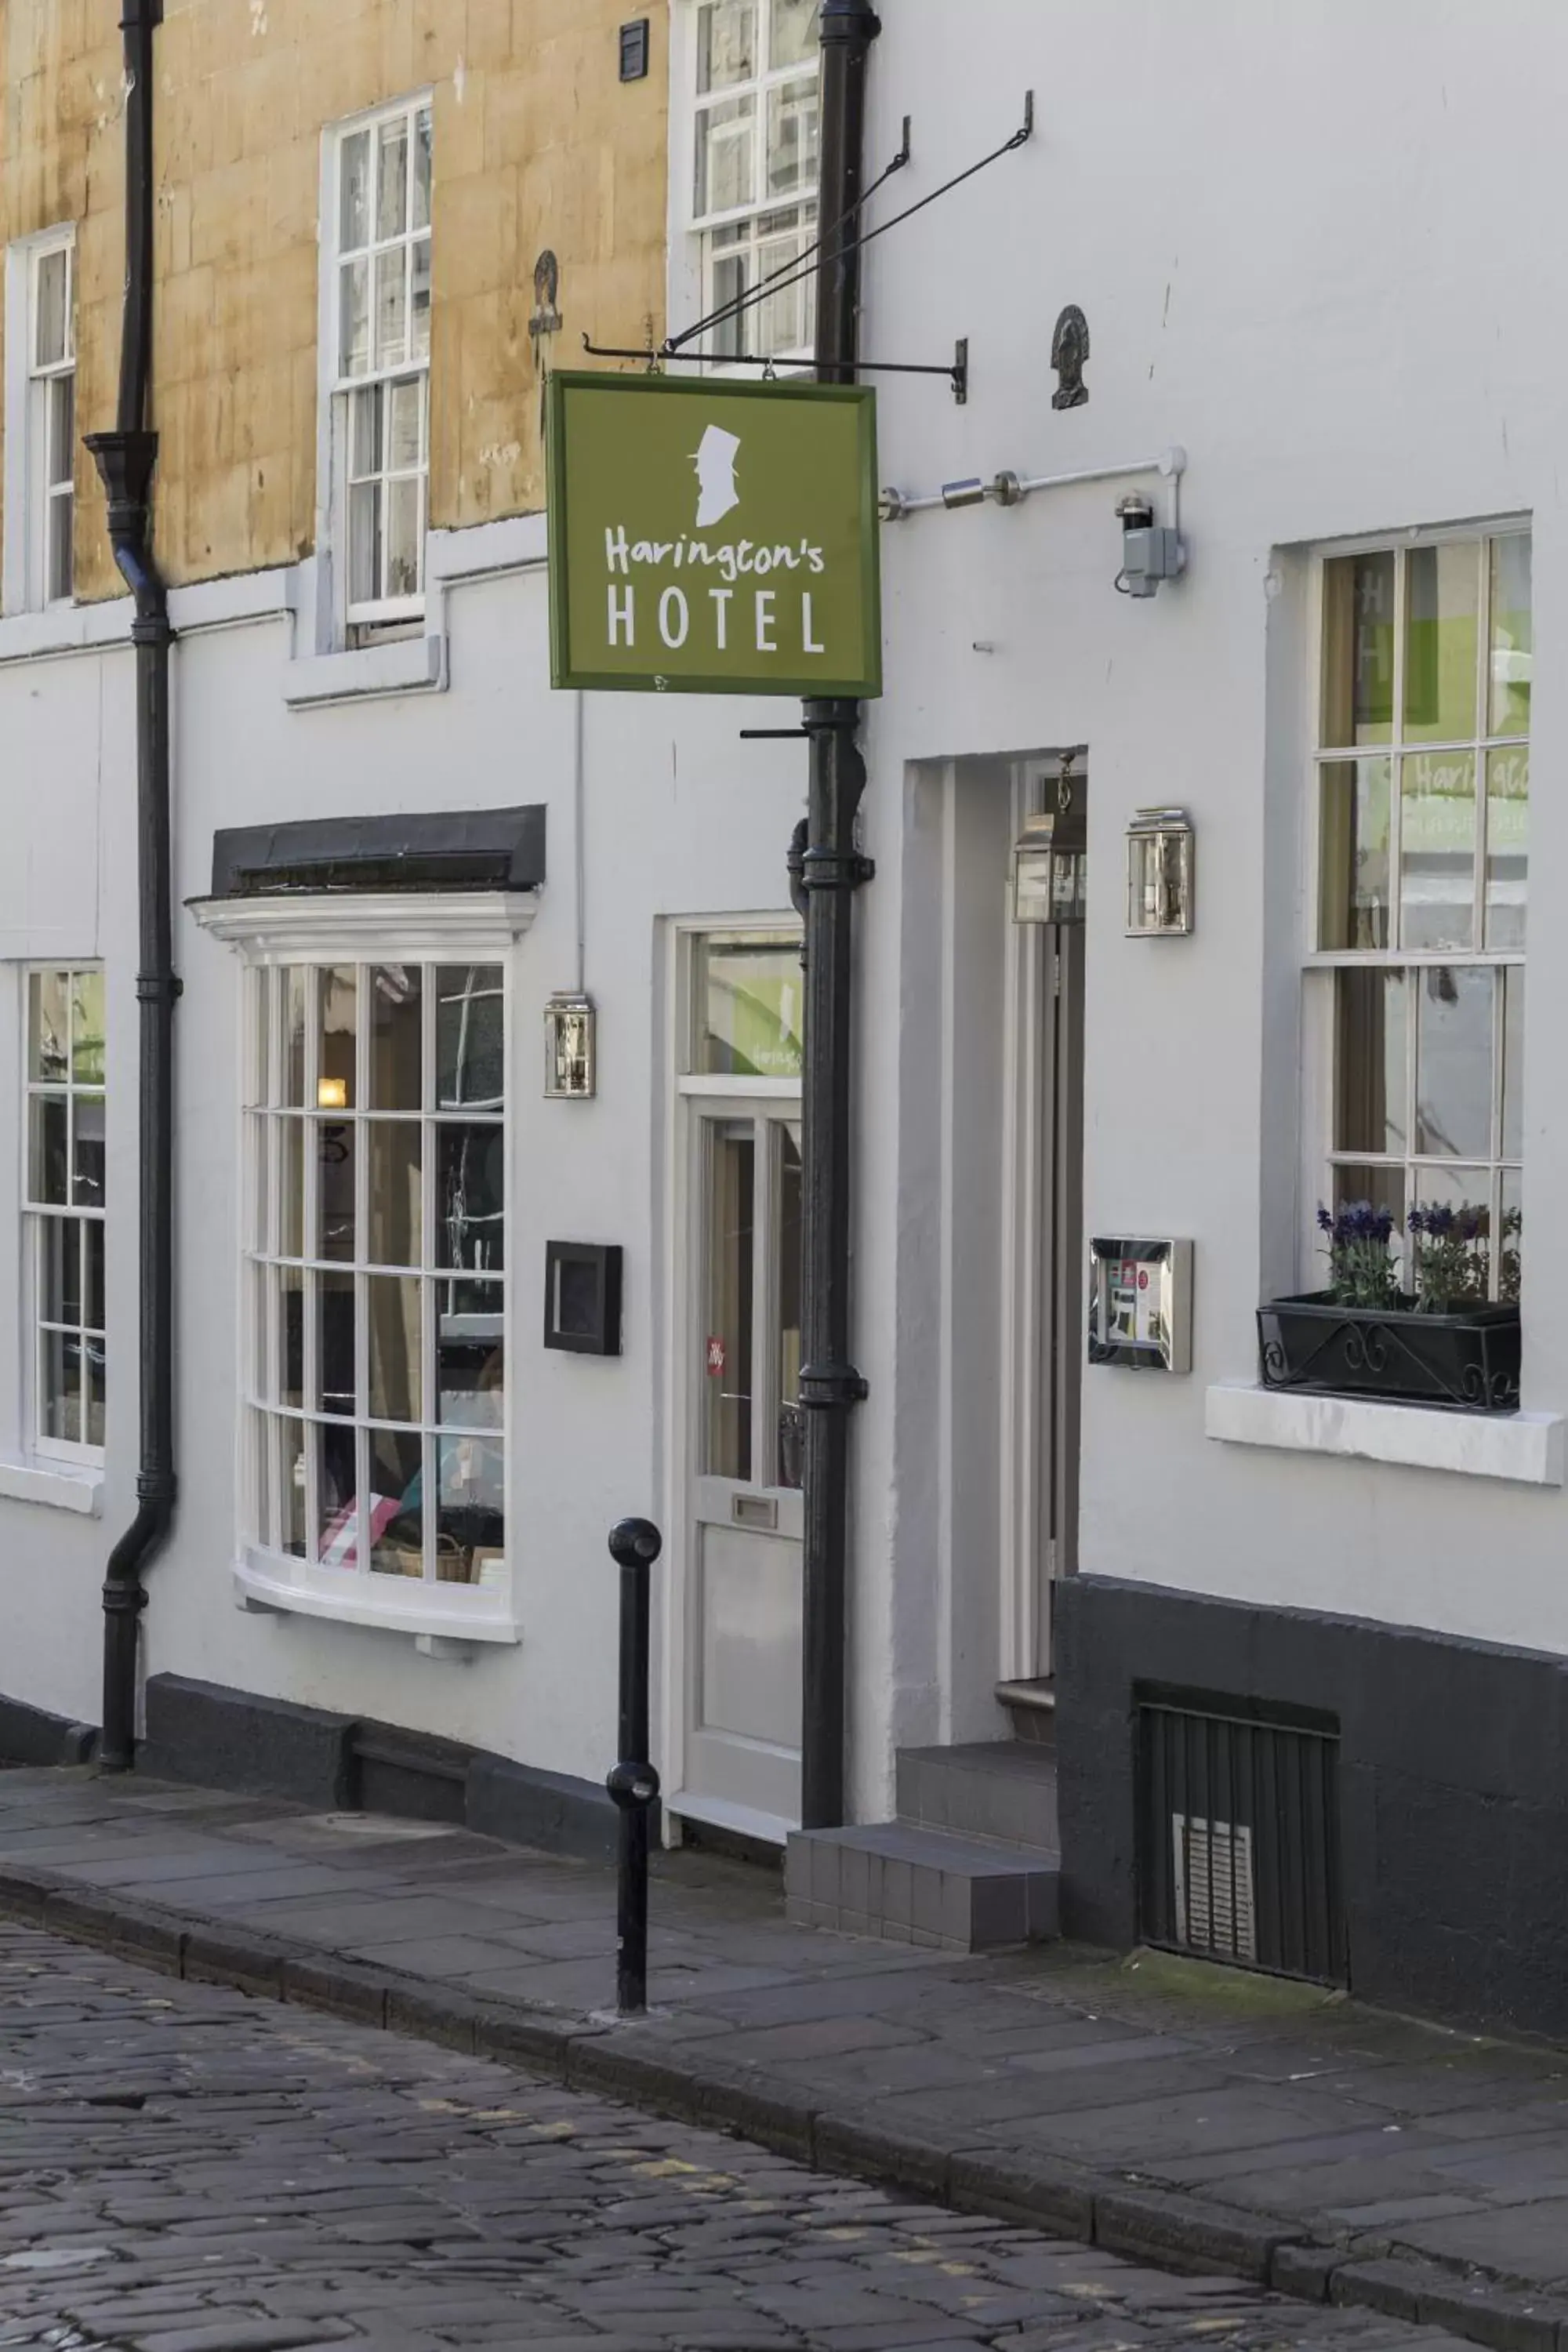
[
  {"left": 1312, "top": 531, "right": 1530, "bottom": 1299},
  {"left": 25, "top": 971, "right": 105, "bottom": 1456},
  {"left": 332, "top": 99, "right": 432, "bottom": 623},
  {"left": 245, "top": 964, "right": 506, "bottom": 1589},
  {"left": 692, "top": 2, "right": 820, "bottom": 363},
  {"left": 28, "top": 234, "right": 74, "bottom": 608}
]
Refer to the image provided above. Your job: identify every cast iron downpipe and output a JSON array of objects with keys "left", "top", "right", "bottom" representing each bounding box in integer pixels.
[
  {"left": 85, "top": 0, "right": 176, "bottom": 1775},
  {"left": 797, "top": 0, "right": 879, "bottom": 1831}
]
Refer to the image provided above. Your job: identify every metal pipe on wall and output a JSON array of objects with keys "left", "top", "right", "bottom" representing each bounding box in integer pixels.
[
  {"left": 797, "top": 0, "right": 880, "bottom": 1832},
  {"left": 84, "top": 0, "right": 176, "bottom": 1775}
]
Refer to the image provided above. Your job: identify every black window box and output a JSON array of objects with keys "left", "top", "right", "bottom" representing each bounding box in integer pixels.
[{"left": 1258, "top": 1292, "right": 1521, "bottom": 1414}]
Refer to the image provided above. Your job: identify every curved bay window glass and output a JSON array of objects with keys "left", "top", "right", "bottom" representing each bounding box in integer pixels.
[
  {"left": 245, "top": 962, "right": 506, "bottom": 1589},
  {"left": 1313, "top": 531, "right": 1529, "bottom": 1300}
]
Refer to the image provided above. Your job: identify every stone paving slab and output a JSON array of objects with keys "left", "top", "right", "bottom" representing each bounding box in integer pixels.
[{"left": 2, "top": 1770, "right": 1568, "bottom": 2344}]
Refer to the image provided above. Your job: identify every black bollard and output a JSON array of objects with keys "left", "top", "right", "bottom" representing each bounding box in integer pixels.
[{"left": 606, "top": 1517, "right": 662, "bottom": 2017}]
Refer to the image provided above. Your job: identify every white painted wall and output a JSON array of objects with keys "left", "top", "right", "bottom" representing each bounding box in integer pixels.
[
  {"left": 3, "top": 0, "right": 1566, "bottom": 1823},
  {"left": 839, "top": 0, "right": 1568, "bottom": 1817}
]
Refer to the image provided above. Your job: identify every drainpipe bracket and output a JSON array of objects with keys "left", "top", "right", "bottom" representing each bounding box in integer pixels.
[
  {"left": 801, "top": 848, "right": 875, "bottom": 891},
  {"left": 799, "top": 1361, "right": 869, "bottom": 1409},
  {"left": 101, "top": 1579, "right": 149, "bottom": 1617},
  {"left": 135, "top": 971, "right": 184, "bottom": 1004}
]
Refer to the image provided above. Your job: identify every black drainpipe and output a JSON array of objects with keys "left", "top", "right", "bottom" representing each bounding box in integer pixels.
[
  {"left": 84, "top": 0, "right": 176, "bottom": 1775},
  {"left": 797, "top": 0, "right": 879, "bottom": 1831}
]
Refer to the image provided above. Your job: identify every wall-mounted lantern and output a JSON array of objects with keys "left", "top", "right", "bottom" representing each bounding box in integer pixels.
[
  {"left": 545, "top": 991, "right": 597, "bottom": 1098},
  {"left": 1011, "top": 767, "right": 1087, "bottom": 925},
  {"left": 1126, "top": 807, "right": 1194, "bottom": 938}
]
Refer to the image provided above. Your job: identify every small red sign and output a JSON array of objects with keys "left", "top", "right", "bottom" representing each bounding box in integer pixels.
[
  {"left": 1138, "top": 1269, "right": 1150, "bottom": 1291},
  {"left": 706, "top": 1336, "right": 726, "bottom": 1376}
]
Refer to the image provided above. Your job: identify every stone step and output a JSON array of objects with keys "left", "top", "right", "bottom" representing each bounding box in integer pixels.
[
  {"left": 785, "top": 1820, "right": 1059, "bottom": 1952},
  {"left": 896, "top": 1739, "right": 1059, "bottom": 1852}
]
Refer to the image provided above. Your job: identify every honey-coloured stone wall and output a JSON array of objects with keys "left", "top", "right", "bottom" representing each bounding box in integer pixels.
[{"left": 0, "top": 0, "right": 670, "bottom": 601}]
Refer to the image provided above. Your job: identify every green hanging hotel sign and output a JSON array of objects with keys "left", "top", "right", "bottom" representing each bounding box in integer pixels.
[{"left": 546, "top": 372, "right": 882, "bottom": 699}]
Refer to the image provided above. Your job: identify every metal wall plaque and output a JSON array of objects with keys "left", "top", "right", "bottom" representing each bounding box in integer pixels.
[{"left": 1088, "top": 1236, "right": 1192, "bottom": 1372}]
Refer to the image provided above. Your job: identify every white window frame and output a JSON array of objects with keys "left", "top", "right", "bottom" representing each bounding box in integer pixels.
[
  {"left": 688, "top": 3, "right": 821, "bottom": 366},
  {"left": 1301, "top": 521, "right": 1530, "bottom": 1305},
  {"left": 23, "top": 965, "right": 105, "bottom": 1468},
  {"left": 3, "top": 226, "right": 75, "bottom": 617},
  {"left": 326, "top": 95, "right": 432, "bottom": 635},
  {"left": 193, "top": 892, "right": 539, "bottom": 1648}
]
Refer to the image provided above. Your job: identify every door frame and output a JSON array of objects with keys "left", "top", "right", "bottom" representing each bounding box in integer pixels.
[
  {"left": 999, "top": 757, "right": 1086, "bottom": 1685},
  {"left": 659, "top": 913, "right": 804, "bottom": 1844}
]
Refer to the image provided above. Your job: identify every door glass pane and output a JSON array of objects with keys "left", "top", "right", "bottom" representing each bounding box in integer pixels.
[
  {"left": 776, "top": 1129, "right": 803, "bottom": 1490},
  {"left": 436, "top": 1279, "right": 503, "bottom": 1428},
  {"left": 438, "top": 1434, "right": 505, "bottom": 1586},
  {"left": 437, "top": 967, "right": 504, "bottom": 1108},
  {"left": 317, "top": 1269, "right": 357, "bottom": 1418},
  {"left": 1400, "top": 752, "right": 1475, "bottom": 951},
  {"left": 31, "top": 971, "right": 68, "bottom": 1080},
  {"left": 437, "top": 1123, "right": 504, "bottom": 1272},
  {"left": 368, "top": 1275, "right": 421, "bottom": 1425},
  {"left": 368, "top": 1122, "right": 422, "bottom": 1267},
  {"left": 318, "top": 1117, "right": 357, "bottom": 1263},
  {"left": 1485, "top": 747, "right": 1528, "bottom": 950},
  {"left": 1502, "top": 967, "right": 1525, "bottom": 1164},
  {"left": 1404, "top": 541, "right": 1479, "bottom": 744},
  {"left": 1320, "top": 551, "right": 1394, "bottom": 747},
  {"left": 1317, "top": 757, "right": 1390, "bottom": 951},
  {"left": 1415, "top": 965, "right": 1494, "bottom": 1159},
  {"left": 704, "top": 1124, "right": 754, "bottom": 1479},
  {"left": 698, "top": 0, "right": 756, "bottom": 91},
  {"left": 1334, "top": 970, "right": 1406, "bottom": 1157},
  {"left": 1489, "top": 533, "right": 1532, "bottom": 737},
  {"left": 314, "top": 1421, "right": 359, "bottom": 1567},
  {"left": 695, "top": 94, "right": 757, "bottom": 216},
  {"left": 71, "top": 1095, "right": 106, "bottom": 1210},
  {"left": 368, "top": 1427, "right": 424, "bottom": 1577},
  {"left": 695, "top": 935, "right": 803, "bottom": 1076},
  {"left": 370, "top": 965, "right": 423, "bottom": 1109}
]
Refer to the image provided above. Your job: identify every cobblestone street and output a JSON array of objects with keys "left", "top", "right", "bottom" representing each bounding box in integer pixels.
[{"left": 0, "top": 1926, "right": 1475, "bottom": 2352}]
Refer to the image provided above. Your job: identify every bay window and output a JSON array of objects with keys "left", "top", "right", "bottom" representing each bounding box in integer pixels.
[
  {"left": 1309, "top": 528, "right": 1530, "bottom": 1301},
  {"left": 244, "top": 960, "right": 507, "bottom": 1606}
]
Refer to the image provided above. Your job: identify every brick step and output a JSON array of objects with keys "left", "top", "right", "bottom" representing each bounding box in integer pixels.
[
  {"left": 896, "top": 1740, "right": 1059, "bottom": 1852},
  {"left": 786, "top": 1820, "right": 1059, "bottom": 1952}
]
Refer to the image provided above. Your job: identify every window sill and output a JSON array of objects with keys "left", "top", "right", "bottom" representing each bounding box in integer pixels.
[
  {"left": 0, "top": 1456, "right": 103, "bottom": 1515},
  {"left": 233, "top": 1545, "right": 520, "bottom": 1649},
  {"left": 1205, "top": 1381, "right": 1564, "bottom": 1486},
  {"left": 283, "top": 632, "right": 446, "bottom": 710}
]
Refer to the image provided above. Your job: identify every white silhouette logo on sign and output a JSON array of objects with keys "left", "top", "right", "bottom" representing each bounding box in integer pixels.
[{"left": 692, "top": 424, "right": 742, "bottom": 528}]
